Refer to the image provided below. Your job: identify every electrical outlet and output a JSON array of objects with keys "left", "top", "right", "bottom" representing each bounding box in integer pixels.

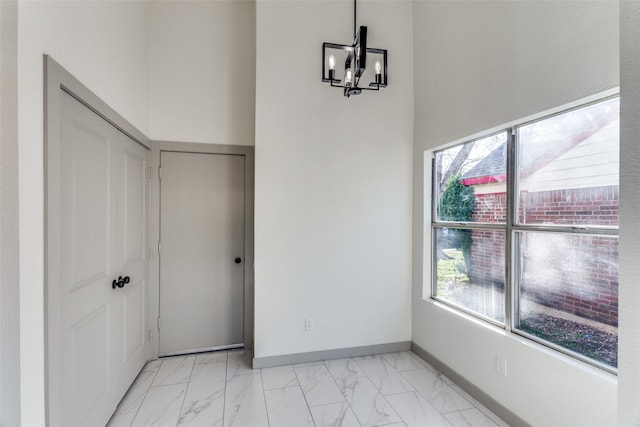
[
  {"left": 495, "top": 355, "right": 508, "bottom": 377},
  {"left": 305, "top": 318, "right": 313, "bottom": 331}
]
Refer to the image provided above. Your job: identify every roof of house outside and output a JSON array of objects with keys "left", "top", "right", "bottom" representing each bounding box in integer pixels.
[
  {"left": 459, "top": 100, "right": 619, "bottom": 187},
  {"left": 459, "top": 142, "right": 506, "bottom": 184}
]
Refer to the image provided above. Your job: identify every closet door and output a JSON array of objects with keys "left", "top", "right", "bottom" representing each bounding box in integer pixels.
[
  {"left": 56, "top": 91, "right": 148, "bottom": 427},
  {"left": 115, "top": 131, "right": 148, "bottom": 394}
]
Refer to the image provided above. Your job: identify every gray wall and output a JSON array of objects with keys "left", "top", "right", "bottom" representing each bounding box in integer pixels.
[
  {"left": 0, "top": 0, "right": 21, "bottom": 425},
  {"left": 254, "top": 0, "right": 414, "bottom": 359},
  {"left": 618, "top": 1, "right": 640, "bottom": 424}
]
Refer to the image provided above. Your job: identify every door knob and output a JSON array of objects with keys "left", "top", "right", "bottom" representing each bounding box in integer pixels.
[
  {"left": 112, "top": 276, "right": 130, "bottom": 289},
  {"left": 234, "top": 257, "right": 242, "bottom": 264}
]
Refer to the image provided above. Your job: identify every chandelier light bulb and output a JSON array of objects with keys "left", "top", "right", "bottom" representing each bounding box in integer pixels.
[
  {"left": 329, "top": 55, "right": 335, "bottom": 70},
  {"left": 375, "top": 60, "right": 381, "bottom": 75},
  {"left": 345, "top": 69, "right": 353, "bottom": 87}
]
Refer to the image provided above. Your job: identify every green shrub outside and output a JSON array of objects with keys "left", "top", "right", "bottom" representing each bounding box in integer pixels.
[{"left": 437, "top": 175, "right": 476, "bottom": 274}]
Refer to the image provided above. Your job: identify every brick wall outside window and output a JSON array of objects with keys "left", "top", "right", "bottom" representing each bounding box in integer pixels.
[
  {"left": 468, "top": 185, "right": 619, "bottom": 326},
  {"left": 519, "top": 185, "right": 619, "bottom": 226}
]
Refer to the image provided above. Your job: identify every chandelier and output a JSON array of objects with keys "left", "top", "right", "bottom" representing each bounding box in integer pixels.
[{"left": 322, "top": 0, "right": 388, "bottom": 97}]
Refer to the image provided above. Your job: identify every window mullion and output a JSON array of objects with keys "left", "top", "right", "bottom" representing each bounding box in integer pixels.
[
  {"left": 505, "top": 127, "right": 517, "bottom": 333},
  {"left": 511, "top": 224, "right": 618, "bottom": 235},
  {"left": 431, "top": 157, "right": 437, "bottom": 224},
  {"left": 432, "top": 222, "right": 506, "bottom": 231},
  {"left": 430, "top": 157, "right": 437, "bottom": 299}
]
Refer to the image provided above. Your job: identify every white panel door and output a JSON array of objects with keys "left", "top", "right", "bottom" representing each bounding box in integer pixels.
[
  {"left": 57, "top": 91, "right": 148, "bottom": 426},
  {"left": 159, "top": 152, "right": 245, "bottom": 356},
  {"left": 116, "top": 131, "right": 149, "bottom": 391}
]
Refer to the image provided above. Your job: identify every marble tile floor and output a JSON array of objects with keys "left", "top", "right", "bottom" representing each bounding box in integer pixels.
[{"left": 107, "top": 349, "right": 509, "bottom": 427}]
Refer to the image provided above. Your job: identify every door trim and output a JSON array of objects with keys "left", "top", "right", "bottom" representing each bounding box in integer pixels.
[
  {"left": 149, "top": 141, "right": 255, "bottom": 359},
  {"left": 161, "top": 343, "right": 244, "bottom": 358},
  {"left": 44, "top": 55, "right": 151, "bottom": 427}
]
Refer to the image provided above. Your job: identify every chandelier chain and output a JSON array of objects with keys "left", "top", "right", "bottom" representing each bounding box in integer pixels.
[{"left": 354, "top": 0, "right": 357, "bottom": 38}]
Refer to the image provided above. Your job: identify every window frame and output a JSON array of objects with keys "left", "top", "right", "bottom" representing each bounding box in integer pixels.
[
  {"left": 429, "top": 94, "right": 620, "bottom": 374},
  {"left": 431, "top": 129, "right": 511, "bottom": 327}
]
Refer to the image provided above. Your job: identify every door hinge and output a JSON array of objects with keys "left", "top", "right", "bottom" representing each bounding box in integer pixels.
[
  {"left": 157, "top": 317, "right": 161, "bottom": 330},
  {"left": 147, "top": 329, "right": 152, "bottom": 342},
  {"left": 157, "top": 241, "right": 161, "bottom": 254},
  {"left": 158, "top": 167, "right": 162, "bottom": 180},
  {"left": 147, "top": 248, "right": 153, "bottom": 260},
  {"left": 147, "top": 166, "right": 153, "bottom": 179}
]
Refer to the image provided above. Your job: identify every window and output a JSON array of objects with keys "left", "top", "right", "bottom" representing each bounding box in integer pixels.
[
  {"left": 430, "top": 96, "right": 619, "bottom": 371},
  {"left": 433, "top": 132, "right": 508, "bottom": 324}
]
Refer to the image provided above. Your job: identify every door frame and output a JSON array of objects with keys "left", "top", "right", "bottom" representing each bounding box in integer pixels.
[
  {"left": 44, "top": 55, "right": 151, "bottom": 427},
  {"left": 149, "top": 141, "right": 255, "bottom": 359}
]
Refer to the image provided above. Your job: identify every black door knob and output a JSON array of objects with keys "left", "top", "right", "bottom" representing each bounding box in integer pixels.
[
  {"left": 112, "top": 276, "right": 131, "bottom": 289},
  {"left": 234, "top": 257, "right": 242, "bottom": 264}
]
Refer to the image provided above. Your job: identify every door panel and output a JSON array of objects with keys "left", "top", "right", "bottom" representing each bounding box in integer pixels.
[
  {"left": 123, "top": 149, "right": 146, "bottom": 265},
  {"left": 159, "top": 152, "right": 245, "bottom": 356},
  {"left": 58, "top": 91, "right": 148, "bottom": 426},
  {"left": 116, "top": 131, "right": 148, "bottom": 390},
  {"left": 67, "top": 117, "right": 112, "bottom": 290},
  {"left": 70, "top": 305, "right": 109, "bottom": 426},
  {"left": 61, "top": 92, "right": 119, "bottom": 427},
  {"left": 123, "top": 279, "right": 145, "bottom": 362}
]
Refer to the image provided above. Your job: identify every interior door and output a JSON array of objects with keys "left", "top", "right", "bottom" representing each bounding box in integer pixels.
[
  {"left": 159, "top": 151, "right": 245, "bottom": 356},
  {"left": 57, "top": 91, "right": 148, "bottom": 426},
  {"left": 117, "top": 131, "right": 149, "bottom": 391}
]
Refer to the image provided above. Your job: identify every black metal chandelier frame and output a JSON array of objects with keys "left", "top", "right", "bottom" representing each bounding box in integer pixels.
[{"left": 321, "top": 0, "right": 388, "bottom": 97}]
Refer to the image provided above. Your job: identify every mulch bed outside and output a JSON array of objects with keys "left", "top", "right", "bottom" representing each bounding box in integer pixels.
[{"left": 519, "top": 312, "right": 618, "bottom": 368}]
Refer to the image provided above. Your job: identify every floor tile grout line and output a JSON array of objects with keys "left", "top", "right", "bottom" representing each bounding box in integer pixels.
[
  {"left": 357, "top": 357, "right": 413, "bottom": 427},
  {"left": 358, "top": 354, "right": 416, "bottom": 426},
  {"left": 407, "top": 351, "right": 439, "bottom": 373},
  {"left": 383, "top": 390, "right": 418, "bottom": 398},
  {"left": 444, "top": 381, "right": 505, "bottom": 425},
  {"left": 349, "top": 357, "right": 367, "bottom": 380},
  {"left": 383, "top": 351, "right": 432, "bottom": 373},
  {"left": 397, "top": 367, "right": 478, "bottom": 422},
  {"left": 437, "top": 380, "right": 475, "bottom": 414},
  {"left": 376, "top": 384, "right": 406, "bottom": 426},
  {"left": 125, "top": 358, "right": 164, "bottom": 427},
  {"left": 299, "top": 384, "right": 316, "bottom": 427},
  {"left": 293, "top": 363, "right": 318, "bottom": 426},
  {"left": 471, "top": 407, "right": 505, "bottom": 427},
  {"left": 259, "top": 367, "right": 273, "bottom": 427},
  {"left": 322, "top": 359, "right": 364, "bottom": 427},
  {"left": 262, "top": 383, "right": 299, "bottom": 392},
  {"left": 221, "top": 351, "right": 228, "bottom": 427},
  {"left": 261, "top": 364, "right": 299, "bottom": 392},
  {"left": 398, "top": 370, "right": 445, "bottom": 415},
  {"left": 444, "top": 408, "right": 500, "bottom": 427},
  {"left": 382, "top": 356, "right": 415, "bottom": 392},
  {"left": 173, "top": 355, "right": 197, "bottom": 426}
]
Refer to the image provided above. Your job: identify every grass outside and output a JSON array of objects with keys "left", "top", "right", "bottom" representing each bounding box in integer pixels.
[{"left": 435, "top": 249, "right": 469, "bottom": 300}]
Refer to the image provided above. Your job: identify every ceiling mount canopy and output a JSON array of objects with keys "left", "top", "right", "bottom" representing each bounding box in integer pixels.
[{"left": 322, "top": 0, "right": 388, "bottom": 98}]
